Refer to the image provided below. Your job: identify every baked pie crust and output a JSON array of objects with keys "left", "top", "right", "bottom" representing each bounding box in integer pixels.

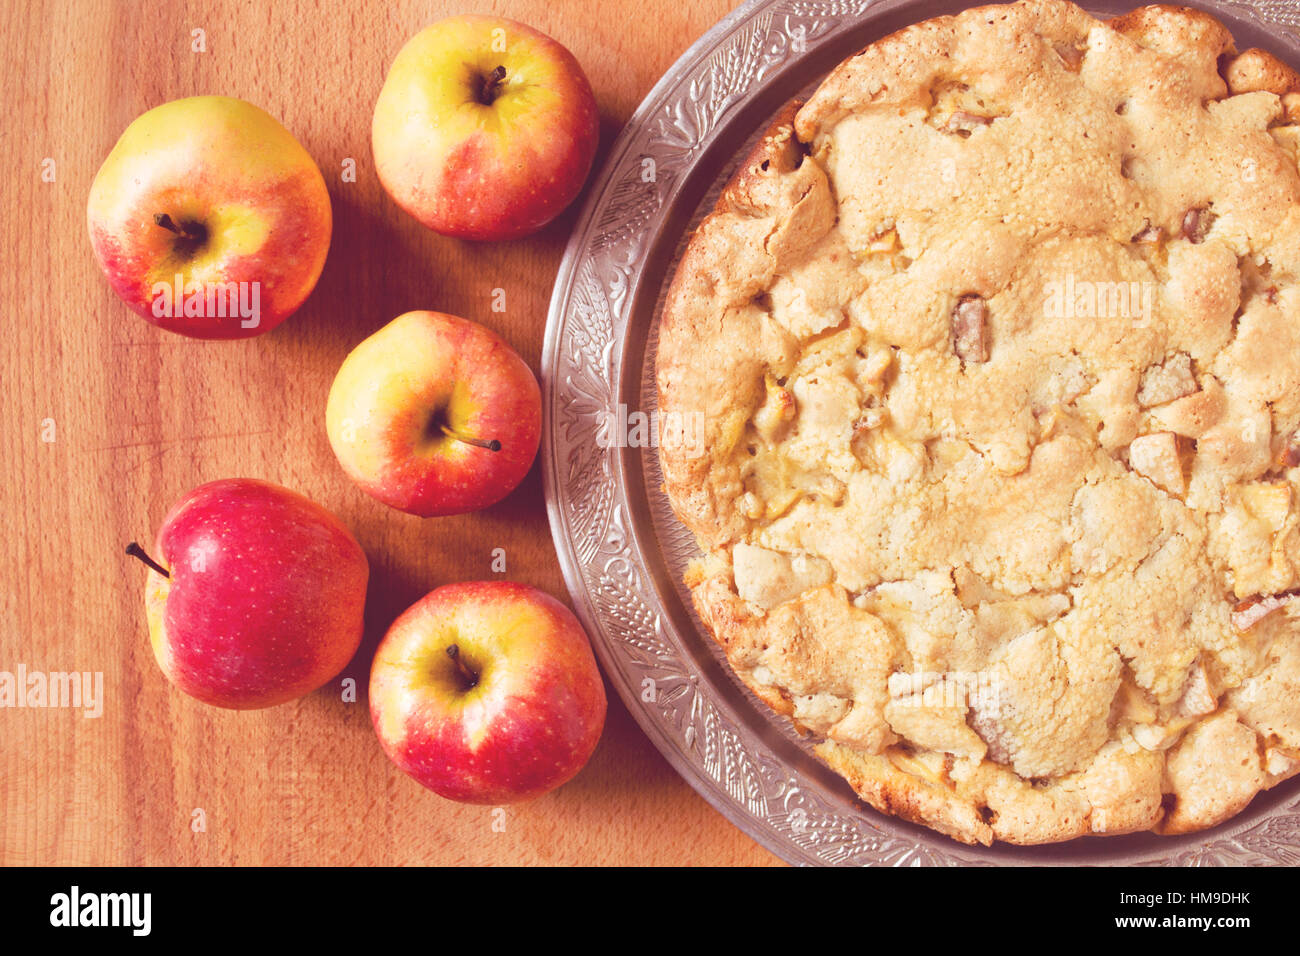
[{"left": 656, "top": 0, "right": 1300, "bottom": 844}]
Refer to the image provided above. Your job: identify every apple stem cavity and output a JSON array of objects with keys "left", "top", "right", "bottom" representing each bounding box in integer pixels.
[
  {"left": 445, "top": 644, "right": 479, "bottom": 690},
  {"left": 476, "top": 65, "right": 507, "bottom": 106},
  {"left": 440, "top": 424, "right": 502, "bottom": 452},
  {"left": 125, "top": 541, "right": 170, "bottom": 578},
  {"left": 153, "top": 213, "right": 209, "bottom": 254}
]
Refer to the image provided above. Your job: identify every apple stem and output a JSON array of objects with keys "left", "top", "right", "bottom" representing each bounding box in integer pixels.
[
  {"left": 445, "top": 644, "right": 479, "bottom": 690},
  {"left": 440, "top": 425, "right": 501, "bottom": 452},
  {"left": 153, "top": 213, "right": 206, "bottom": 243},
  {"left": 125, "top": 542, "right": 169, "bottom": 578},
  {"left": 477, "top": 65, "right": 507, "bottom": 105}
]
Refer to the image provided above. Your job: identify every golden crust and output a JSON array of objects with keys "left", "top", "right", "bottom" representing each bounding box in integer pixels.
[
  {"left": 1223, "top": 48, "right": 1300, "bottom": 98},
  {"left": 1106, "top": 4, "right": 1233, "bottom": 61},
  {"left": 657, "top": 0, "right": 1300, "bottom": 845},
  {"left": 658, "top": 102, "right": 817, "bottom": 547},
  {"left": 816, "top": 741, "right": 995, "bottom": 845}
]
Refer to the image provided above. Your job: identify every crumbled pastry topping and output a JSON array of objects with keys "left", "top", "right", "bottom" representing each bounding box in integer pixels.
[
  {"left": 1128, "top": 432, "right": 1190, "bottom": 496},
  {"left": 1137, "top": 352, "right": 1196, "bottom": 408},
  {"left": 657, "top": 0, "right": 1300, "bottom": 845},
  {"left": 732, "top": 542, "right": 833, "bottom": 612}
]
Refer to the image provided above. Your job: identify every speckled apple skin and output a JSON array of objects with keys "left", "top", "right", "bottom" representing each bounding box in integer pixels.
[
  {"left": 87, "top": 96, "right": 332, "bottom": 339},
  {"left": 372, "top": 15, "right": 600, "bottom": 241},
  {"left": 369, "top": 581, "right": 607, "bottom": 803},
  {"left": 143, "top": 478, "right": 369, "bottom": 709},
  {"left": 325, "top": 311, "right": 541, "bottom": 517}
]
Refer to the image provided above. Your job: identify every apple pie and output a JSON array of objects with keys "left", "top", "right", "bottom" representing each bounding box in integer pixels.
[{"left": 656, "top": 0, "right": 1300, "bottom": 844}]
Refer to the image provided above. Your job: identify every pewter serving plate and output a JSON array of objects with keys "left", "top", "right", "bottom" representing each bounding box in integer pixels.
[{"left": 542, "top": 0, "right": 1300, "bottom": 865}]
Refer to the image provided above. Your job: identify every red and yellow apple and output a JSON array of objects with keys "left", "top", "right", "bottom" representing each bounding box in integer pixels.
[
  {"left": 369, "top": 581, "right": 606, "bottom": 803},
  {"left": 325, "top": 310, "right": 541, "bottom": 516},
  {"left": 88, "top": 96, "right": 332, "bottom": 339},
  {"left": 127, "top": 478, "right": 368, "bottom": 709},
  {"left": 372, "top": 15, "right": 600, "bottom": 240}
]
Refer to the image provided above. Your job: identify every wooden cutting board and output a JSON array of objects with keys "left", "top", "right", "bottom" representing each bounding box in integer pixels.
[{"left": 0, "top": 0, "right": 779, "bottom": 866}]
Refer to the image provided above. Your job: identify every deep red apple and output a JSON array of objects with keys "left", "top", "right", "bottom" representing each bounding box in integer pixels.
[
  {"left": 369, "top": 581, "right": 606, "bottom": 803},
  {"left": 127, "top": 478, "right": 369, "bottom": 709}
]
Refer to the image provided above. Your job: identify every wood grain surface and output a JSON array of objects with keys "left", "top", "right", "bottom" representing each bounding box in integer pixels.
[{"left": 0, "top": 0, "right": 780, "bottom": 866}]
